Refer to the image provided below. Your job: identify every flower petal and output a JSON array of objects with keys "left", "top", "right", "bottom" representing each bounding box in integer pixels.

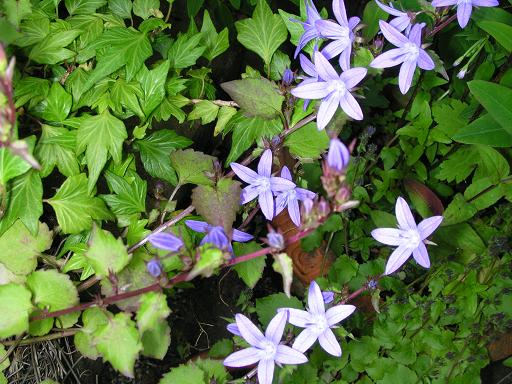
[
  {"left": 241, "top": 185, "right": 259, "bottom": 204},
  {"left": 291, "top": 81, "right": 330, "bottom": 100},
  {"left": 223, "top": 347, "right": 261, "bottom": 367},
  {"left": 431, "top": 0, "right": 458, "bottom": 6},
  {"left": 265, "top": 310, "right": 288, "bottom": 344},
  {"left": 371, "top": 228, "right": 404, "bottom": 246},
  {"left": 398, "top": 59, "right": 417, "bottom": 94},
  {"left": 412, "top": 241, "right": 430, "bottom": 269},
  {"left": 339, "top": 92, "right": 363, "bottom": 121},
  {"left": 408, "top": 23, "right": 424, "bottom": 47},
  {"left": 280, "top": 166, "right": 292, "bottom": 181},
  {"left": 316, "top": 20, "right": 348, "bottom": 39},
  {"left": 275, "top": 193, "right": 287, "bottom": 216},
  {"left": 390, "top": 15, "right": 411, "bottom": 32},
  {"left": 348, "top": 16, "right": 361, "bottom": 30},
  {"left": 292, "top": 327, "right": 319, "bottom": 352},
  {"left": 232, "top": 229, "right": 254, "bottom": 242},
  {"left": 325, "top": 305, "right": 356, "bottom": 326},
  {"left": 148, "top": 232, "right": 183, "bottom": 251},
  {"left": 295, "top": 27, "right": 320, "bottom": 58},
  {"left": 472, "top": 0, "right": 499, "bottom": 5},
  {"left": 333, "top": 0, "right": 349, "bottom": 25},
  {"left": 317, "top": 92, "right": 341, "bottom": 129},
  {"left": 417, "top": 49, "right": 435, "bottom": 70},
  {"left": 300, "top": 53, "right": 317, "bottom": 77},
  {"left": 257, "top": 358, "right": 275, "bottom": 384},
  {"left": 288, "top": 197, "right": 301, "bottom": 227},
  {"left": 227, "top": 323, "right": 241, "bottom": 336},
  {"left": 417, "top": 216, "right": 443, "bottom": 239},
  {"left": 230, "top": 162, "right": 258, "bottom": 183},
  {"left": 284, "top": 308, "right": 312, "bottom": 327},
  {"left": 457, "top": 1, "right": 472, "bottom": 28},
  {"left": 375, "top": 0, "right": 405, "bottom": 17},
  {"left": 321, "top": 39, "right": 348, "bottom": 61},
  {"left": 395, "top": 196, "right": 417, "bottom": 230},
  {"left": 202, "top": 227, "right": 230, "bottom": 250},
  {"left": 307, "top": 280, "right": 325, "bottom": 316},
  {"left": 340, "top": 67, "right": 367, "bottom": 89},
  {"left": 384, "top": 245, "right": 413, "bottom": 275},
  {"left": 314, "top": 51, "right": 339, "bottom": 81},
  {"left": 259, "top": 189, "right": 274, "bottom": 220},
  {"left": 318, "top": 328, "right": 342, "bottom": 356},
  {"left": 296, "top": 187, "right": 316, "bottom": 201},
  {"left": 235, "top": 313, "right": 265, "bottom": 347},
  {"left": 258, "top": 149, "right": 272, "bottom": 178},
  {"left": 370, "top": 48, "right": 407, "bottom": 68},
  {"left": 327, "top": 138, "right": 350, "bottom": 171},
  {"left": 339, "top": 45, "right": 352, "bottom": 72},
  {"left": 269, "top": 177, "right": 296, "bottom": 192},
  {"left": 379, "top": 20, "right": 408, "bottom": 47},
  {"left": 185, "top": 220, "right": 210, "bottom": 233},
  {"left": 275, "top": 345, "right": 309, "bottom": 365}
]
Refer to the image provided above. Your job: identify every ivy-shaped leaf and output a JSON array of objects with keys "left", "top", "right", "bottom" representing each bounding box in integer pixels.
[
  {"left": 35, "top": 125, "right": 79, "bottom": 178},
  {"left": 101, "top": 171, "right": 147, "bottom": 220},
  {"left": 167, "top": 33, "right": 205, "bottom": 69},
  {"left": 47, "top": 174, "right": 112, "bottom": 234},
  {"left": 169, "top": 149, "right": 216, "bottom": 186},
  {"left": 133, "top": 0, "right": 161, "bottom": 20},
  {"left": 65, "top": 0, "right": 107, "bottom": 15},
  {"left": 110, "top": 79, "right": 145, "bottom": 119},
  {"left": 136, "top": 60, "right": 170, "bottom": 118},
  {"left": 108, "top": 0, "right": 133, "bottom": 19},
  {"left": 29, "top": 29, "right": 82, "bottom": 65},
  {"left": 35, "top": 82, "right": 72, "bottom": 122},
  {"left": 0, "top": 145, "right": 31, "bottom": 186},
  {"left": 187, "top": 100, "right": 219, "bottom": 125},
  {"left": 200, "top": 10, "right": 229, "bottom": 62}
]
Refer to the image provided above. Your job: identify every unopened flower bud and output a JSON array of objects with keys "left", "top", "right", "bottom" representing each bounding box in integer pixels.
[
  {"left": 327, "top": 138, "right": 350, "bottom": 173},
  {"left": 322, "top": 291, "right": 334, "bottom": 304},
  {"left": 266, "top": 230, "right": 285, "bottom": 251},
  {"left": 282, "top": 68, "right": 294, "bottom": 86}
]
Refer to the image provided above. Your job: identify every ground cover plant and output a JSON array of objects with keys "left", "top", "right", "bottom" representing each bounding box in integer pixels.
[{"left": 0, "top": 0, "right": 511, "bottom": 383}]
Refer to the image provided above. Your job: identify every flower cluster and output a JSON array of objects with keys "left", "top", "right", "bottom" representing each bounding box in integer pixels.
[{"left": 223, "top": 281, "right": 355, "bottom": 384}]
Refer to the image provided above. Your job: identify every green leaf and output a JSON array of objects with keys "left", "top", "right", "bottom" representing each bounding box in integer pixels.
[
  {"left": 214, "top": 106, "right": 237, "bottom": 136},
  {"left": 29, "top": 29, "right": 82, "bottom": 65},
  {"left": 82, "top": 27, "right": 152, "bottom": 95},
  {"left": 110, "top": 79, "right": 145, "bottom": 119},
  {"left": 35, "top": 125, "right": 80, "bottom": 177},
  {"left": 270, "top": 50, "right": 291, "bottom": 81},
  {"left": 108, "top": 0, "right": 132, "bottom": 19},
  {"left": 0, "top": 170, "right": 41, "bottom": 236},
  {"left": 468, "top": 80, "right": 512, "bottom": 136},
  {"left": 0, "top": 220, "right": 52, "bottom": 278},
  {"left": 284, "top": 122, "right": 329, "bottom": 159},
  {"left": 76, "top": 110, "right": 128, "bottom": 193},
  {"left": 188, "top": 245, "right": 225, "bottom": 280},
  {"left": 14, "top": 76, "right": 49, "bottom": 108},
  {"left": 3, "top": 0, "right": 32, "bottom": 28},
  {"left": 191, "top": 178, "right": 241, "bottom": 233},
  {"left": 141, "top": 321, "right": 171, "bottom": 359},
  {"left": 478, "top": 21, "right": 512, "bottom": 52},
  {"left": 232, "top": 242, "right": 265, "bottom": 289},
  {"left": 74, "top": 307, "right": 109, "bottom": 359},
  {"left": 101, "top": 171, "right": 147, "bottom": 218},
  {"left": 235, "top": 0, "right": 288, "bottom": 66},
  {"left": 26, "top": 270, "right": 79, "bottom": 329},
  {"left": 362, "top": 1, "right": 388, "bottom": 40},
  {"left": 47, "top": 174, "right": 112, "bottom": 234},
  {"left": 255, "top": 293, "right": 303, "bottom": 328},
  {"left": 167, "top": 33, "right": 205, "bottom": 69},
  {"left": 169, "top": 149, "right": 215, "bottom": 186},
  {"left": 94, "top": 312, "right": 142, "bottom": 378},
  {"left": 159, "top": 364, "right": 205, "bottom": 384},
  {"left": 36, "top": 82, "right": 72, "bottom": 123},
  {"left": 85, "top": 225, "right": 131, "bottom": 277},
  {"left": 136, "top": 292, "right": 171, "bottom": 334},
  {"left": 187, "top": 0, "right": 204, "bottom": 18},
  {"left": 188, "top": 100, "right": 219, "bottom": 125},
  {"left": 0, "top": 146, "right": 31, "bottom": 186},
  {"left": 136, "top": 60, "right": 170, "bottom": 118},
  {"left": 379, "top": 364, "right": 418, "bottom": 384},
  {"left": 133, "top": 0, "right": 161, "bottom": 19},
  {"left": 200, "top": 10, "right": 229, "bottom": 61},
  {"left": 453, "top": 113, "right": 512, "bottom": 147},
  {"left": 0, "top": 284, "right": 33, "bottom": 338},
  {"left": 134, "top": 129, "right": 191, "bottom": 185},
  {"left": 221, "top": 78, "right": 284, "bottom": 119},
  {"left": 65, "top": 0, "right": 107, "bottom": 15}
]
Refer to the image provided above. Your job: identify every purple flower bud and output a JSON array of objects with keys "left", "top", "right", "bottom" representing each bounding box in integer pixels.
[
  {"left": 147, "top": 259, "right": 162, "bottom": 277},
  {"left": 303, "top": 198, "right": 314, "bottom": 215},
  {"left": 226, "top": 323, "right": 241, "bottom": 336},
  {"left": 282, "top": 68, "right": 294, "bottom": 85},
  {"left": 322, "top": 291, "right": 335, "bottom": 304},
  {"left": 148, "top": 232, "right": 183, "bottom": 252},
  {"left": 267, "top": 230, "right": 285, "bottom": 251},
  {"left": 368, "top": 279, "right": 378, "bottom": 290},
  {"left": 327, "top": 138, "right": 350, "bottom": 172}
]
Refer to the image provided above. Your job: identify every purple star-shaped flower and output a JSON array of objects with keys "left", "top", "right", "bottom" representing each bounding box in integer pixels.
[
  {"left": 223, "top": 311, "right": 308, "bottom": 384},
  {"left": 370, "top": 21, "right": 435, "bottom": 94},
  {"left": 292, "top": 52, "right": 367, "bottom": 129},
  {"left": 148, "top": 232, "right": 184, "bottom": 252},
  {"left": 297, "top": 49, "right": 321, "bottom": 110},
  {"left": 375, "top": 0, "right": 414, "bottom": 34},
  {"left": 275, "top": 166, "right": 316, "bottom": 227},
  {"left": 327, "top": 137, "right": 350, "bottom": 172},
  {"left": 294, "top": 0, "right": 324, "bottom": 58},
  {"left": 371, "top": 197, "right": 443, "bottom": 275},
  {"left": 185, "top": 220, "right": 253, "bottom": 254},
  {"left": 316, "top": 0, "right": 360, "bottom": 71},
  {"left": 230, "top": 149, "right": 296, "bottom": 220},
  {"left": 280, "top": 281, "right": 356, "bottom": 356},
  {"left": 432, "top": 0, "right": 499, "bottom": 28}
]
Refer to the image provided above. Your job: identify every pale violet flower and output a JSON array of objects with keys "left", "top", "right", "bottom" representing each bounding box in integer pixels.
[
  {"left": 375, "top": 0, "right": 414, "bottom": 34},
  {"left": 370, "top": 21, "right": 435, "bottom": 94},
  {"left": 275, "top": 166, "right": 316, "bottom": 227},
  {"left": 432, "top": 0, "right": 499, "bottom": 29},
  {"left": 292, "top": 52, "right": 367, "bottom": 129},
  {"left": 223, "top": 311, "right": 308, "bottom": 384},
  {"left": 280, "top": 281, "right": 355, "bottom": 356},
  {"left": 316, "top": 0, "right": 360, "bottom": 71},
  {"left": 185, "top": 220, "right": 253, "bottom": 254},
  {"left": 231, "top": 149, "right": 296, "bottom": 220},
  {"left": 148, "top": 232, "right": 183, "bottom": 252},
  {"left": 371, "top": 197, "right": 443, "bottom": 275},
  {"left": 327, "top": 137, "right": 350, "bottom": 172},
  {"left": 294, "top": 0, "right": 324, "bottom": 58}
]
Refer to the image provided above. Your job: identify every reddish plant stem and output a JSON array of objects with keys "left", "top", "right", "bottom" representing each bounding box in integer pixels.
[{"left": 428, "top": 13, "right": 457, "bottom": 37}]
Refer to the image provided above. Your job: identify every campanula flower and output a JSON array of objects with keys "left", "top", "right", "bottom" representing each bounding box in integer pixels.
[
  {"left": 294, "top": 0, "right": 324, "bottom": 58},
  {"left": 275, "top": 166, "right": 316, "bottom": 227},
  {"left": 146, "top": 259, "right": 162, "bottom": 277},
  {"left": 316, "top": 0, "right": 360, "bottom": 70},
  {"left": 231, "top": 149, "right": 296, "bottom": 220},
  {"left": 322, "top": 291, "right": 335, "bottom": 304},
  {"left": 327, "top": 137, "right": 350, "bottom": 172},
  {"left": 297, "top": 49, "right": 320, "bottom": 110},
  {"left": 185, "top": 220, "right": 253, "bottom": 254},
  {"left": 431, "top": 0, "right": 499, "bottom": 28},
  {"left": 147, "top": 232, "right": 183, "bottom": 252},
  {"left": 371, "top": 197, "right": 443, "bottom": 275},
  {"left": 375, "top": 0, "right": 414, "bottom": 34},
  {"left": 370, "top": 21, "right": 435, "bottom": 94},
  {"left": 292, "top": 52, "right": 367, "bottom": 129},
  {"left": 223, "top": 311, "right": 308, "bottom": 384},
  {"left": 282, "top": 68, "right": 294, "bottom": 85},
  {"left": 280, "top": 281, "right": 356, "bottom": 356}
]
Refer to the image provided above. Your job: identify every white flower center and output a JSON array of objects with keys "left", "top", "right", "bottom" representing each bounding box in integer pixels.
[
  {"left": 282, "top": 188, "right": 296, "bottom": 201},
  {"left": 403, "top": 42, "right": 419, "bottom": 61},
  {"left": 311, "top": 314, "right": 329, "bottom": 333},
  {"left": 255, "top": 177, "right": 270, "bottom": 192},
  {"left": 327, "top": 80, "right": 346, "bottom": 96},
  {"left": 401, "top": 228, "right": 421, "bottom": 248},
  {"left": 260, "top": 340, "right": 277, "bottom": 360}
]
